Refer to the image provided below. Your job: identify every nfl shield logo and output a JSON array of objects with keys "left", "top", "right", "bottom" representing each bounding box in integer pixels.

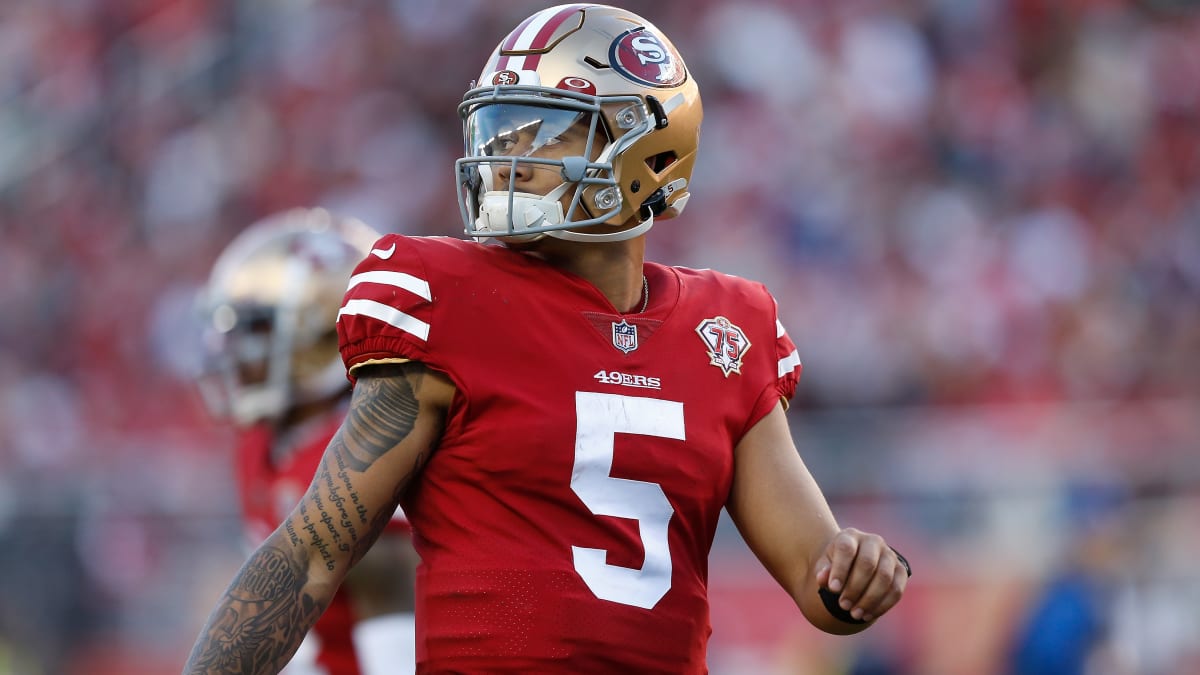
[{"left": 612, "top": 319, "right": 639, "bottom": 354}]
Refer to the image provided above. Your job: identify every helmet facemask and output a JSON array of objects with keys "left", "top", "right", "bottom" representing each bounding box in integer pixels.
[
  {"left": 457, "top": 86, "right": 659, "bottom": 243},
  {"left": 197, "top": 301, "right": 294, "bottom": 426}
]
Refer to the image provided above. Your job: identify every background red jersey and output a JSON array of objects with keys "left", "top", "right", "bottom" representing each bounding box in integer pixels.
[
  {"left": 337, "top": 235, "right": 802, "bottom": 673},
  {"left": 236, "top": 408, "right": 410, "bottom": 675}
]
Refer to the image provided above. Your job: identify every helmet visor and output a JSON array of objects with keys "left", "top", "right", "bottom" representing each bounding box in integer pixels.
[{"left": 466, "top": 103, "right": 608, "bottom": 161}]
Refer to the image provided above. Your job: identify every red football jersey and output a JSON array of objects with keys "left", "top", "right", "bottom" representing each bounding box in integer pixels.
[
  {"left": 236, "top": 407, "right": 410, "bottom": 675},
  {"left": 337, "top": 236, "right": 802, "bottom": 673}
]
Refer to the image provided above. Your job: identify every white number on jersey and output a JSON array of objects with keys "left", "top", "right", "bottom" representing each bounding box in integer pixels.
[{"left": 571, "top": 392, "right": 685, "bottom": 609}]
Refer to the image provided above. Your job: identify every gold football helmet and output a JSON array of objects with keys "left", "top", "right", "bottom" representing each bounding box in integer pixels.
[
  {"left": 197, "top": 208, "right": 379, "bottom": 426},
  {"left": 456, "top": 3, "right": 703, "bottom": 243}
]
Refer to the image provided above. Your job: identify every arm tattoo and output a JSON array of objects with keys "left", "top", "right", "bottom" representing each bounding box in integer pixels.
[
  {"left": 184, "top": 546, "right": 326, "bottom": 674},
  {"left": 347, "top": 448, "right": 430, "bottom": 566},
  {"left": 293, "top": 447, "right": 430, "bottom": 571},
  {"left": 322, "top": 367, "right": 435, "bottom": 565},
  {"left": 186, "top": 368, "right": 439, "bottom": 674},
  {"left": 338, "top": 372, "right": 422, "bottom": 472}
]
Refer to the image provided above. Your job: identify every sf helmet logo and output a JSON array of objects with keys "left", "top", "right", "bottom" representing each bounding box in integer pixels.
[
  {"left": 609, "top": 28, "right": 686, "bottom": 88},
  {"left": 491, "top": 70, "right": 520, "bottom": 85}
]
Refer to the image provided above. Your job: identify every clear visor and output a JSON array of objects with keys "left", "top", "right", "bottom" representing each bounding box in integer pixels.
[{"left": 466, "top": 104, "right": 608, "bottom": 159}]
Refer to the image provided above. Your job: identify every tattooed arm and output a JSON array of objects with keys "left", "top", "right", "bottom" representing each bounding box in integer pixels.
[{"left": 183, "top": 362, "right": 453, "bottom": 675}]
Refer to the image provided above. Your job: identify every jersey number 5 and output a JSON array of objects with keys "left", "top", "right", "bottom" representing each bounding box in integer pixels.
[{"left": 571, "top": 392, "right": 684, "bottom": 609}]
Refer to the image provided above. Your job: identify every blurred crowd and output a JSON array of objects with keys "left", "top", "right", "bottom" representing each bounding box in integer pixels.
[{"left": 1, "top": 0, "right": 1198, "bottom": 673}]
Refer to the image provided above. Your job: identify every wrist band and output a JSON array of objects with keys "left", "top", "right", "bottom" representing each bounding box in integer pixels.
[
  {"left": 817, "top": 545, "right": 911, "bottom": 624},
  {"left": 892, "top": 546, "right": 912, "bottom": 578},
  {"left": 818, "top": 586, "right": 866, "bottom": 624}
]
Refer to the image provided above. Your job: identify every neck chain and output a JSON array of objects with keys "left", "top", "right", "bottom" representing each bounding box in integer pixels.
[{"left": 638, "top": 274, "right": 650, "bottom": 313}]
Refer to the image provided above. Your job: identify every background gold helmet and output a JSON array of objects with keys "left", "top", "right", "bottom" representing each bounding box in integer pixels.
[
  {"left": 456, "top": 3, "right": 702, "bottom": 243},
  {"left": 197, "top": 208, "right": 379, "bottom": 426}
]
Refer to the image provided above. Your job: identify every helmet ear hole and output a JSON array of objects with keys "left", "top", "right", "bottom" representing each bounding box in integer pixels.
[{"left": 645, "top": 151, "right": 677, "bottom": 174}]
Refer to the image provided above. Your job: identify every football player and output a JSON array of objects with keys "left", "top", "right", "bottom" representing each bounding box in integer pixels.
[
  {"left": 195, "top": 208, "right": 417, "bottom": 675},
  {"left": 185, "top": 6, "right": 909, "bottom": 673}
]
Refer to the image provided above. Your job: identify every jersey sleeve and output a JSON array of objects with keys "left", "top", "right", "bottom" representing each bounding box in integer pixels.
[
  {"left": 741, "top": 286, "right": 803, "bottom": 438},
  {"left": 337, "top": 234, "right": 436, "bottom": 383},
  {"left": 772, "top": 294, "right": 803, "bottom": 406}
]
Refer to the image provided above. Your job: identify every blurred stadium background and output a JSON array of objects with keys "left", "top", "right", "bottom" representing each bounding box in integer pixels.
[{"left": 2, "top": 0, "right": 1199, "bottom": 673}]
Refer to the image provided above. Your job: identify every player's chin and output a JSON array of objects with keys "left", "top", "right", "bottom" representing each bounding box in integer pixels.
[{"left": 498, "top": 232, "right": 547, "bottom": 248}]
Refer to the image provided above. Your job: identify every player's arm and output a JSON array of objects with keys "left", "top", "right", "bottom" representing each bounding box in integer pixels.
[
  {"left": 184, "top": 362, "right": 453, "bottom": 675},
  {"left": 725, "top": 403, "right": 908, "bottom": 635}
]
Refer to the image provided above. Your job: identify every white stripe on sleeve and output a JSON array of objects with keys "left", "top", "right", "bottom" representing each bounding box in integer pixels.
[
  {"left": 778, "top": 349, "right": 801, "bottom": 378},
  {"left": 338, "top": 299, "right": 430, "bottom": 341},
  {"left": 346, "top": 271, "right": 431, "bottom": 301}
]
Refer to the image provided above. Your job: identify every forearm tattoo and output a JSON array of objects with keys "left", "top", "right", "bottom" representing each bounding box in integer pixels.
[
  {"left": 186, "top": 368, "right": 435, "bottom": 674},
  {"left": 184, "top": 546, "right": 326, "bottom": 674}
]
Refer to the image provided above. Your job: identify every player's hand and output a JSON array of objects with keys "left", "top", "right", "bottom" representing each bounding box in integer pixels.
[{"left": 814, "top": 527, "right": 910, "bottom": 623}]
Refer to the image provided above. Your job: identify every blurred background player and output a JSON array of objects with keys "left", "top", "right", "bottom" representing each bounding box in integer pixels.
[{"left": 195, "top": 208, "right": 417, "bottom": 675}]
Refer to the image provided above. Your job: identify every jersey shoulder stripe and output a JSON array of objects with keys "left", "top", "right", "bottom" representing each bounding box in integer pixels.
[
  {"left": 337, "top": 236, "right": 436, "bottom": 343},
  {"left": 347, "top": 270, "right": 431, "bottom": 300},
  {"left": 774, "top": 318, "right": 802, "bottom": 378},
  {"left": 778, "top": 347, "right": 802, "bottom": 378},
  {"left": 338, "top": 235, "right": 490, "bottom": 380},
  {"left": 338, "top": 299, "right": 430, "bottom": 341}
]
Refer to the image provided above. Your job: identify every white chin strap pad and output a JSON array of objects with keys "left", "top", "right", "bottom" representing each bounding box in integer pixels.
[
  {"left": 474, "top": 190, "right": 565, "bottom": 237},
  {"left": 473, "top": 182, "right": 655, "bottom": 244}
]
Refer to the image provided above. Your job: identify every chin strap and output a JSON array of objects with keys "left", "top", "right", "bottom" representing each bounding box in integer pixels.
[{"left": 547, "top": 213, "right": 654, "bottom": 242}]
